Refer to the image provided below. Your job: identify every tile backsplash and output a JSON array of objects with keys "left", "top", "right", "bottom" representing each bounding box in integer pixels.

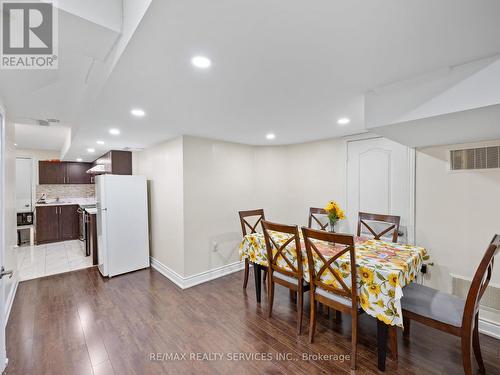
[{"left": 36, "top": 184, "right": 95, "bottom": 200}]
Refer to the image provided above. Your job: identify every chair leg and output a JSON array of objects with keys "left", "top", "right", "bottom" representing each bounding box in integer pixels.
[
  {"left": 473, "top": 314, "right": 486, "bottom": 373},
  {"left": 267, "top": 276, "right": 275, "bottom": 318},
  {"left": 461, "top": 333, "right": 473, "bottom": 375},
  {"left": 308, "top": 292, "right": 316, "bottom": 343},
  {"left": 243, "top": 259, "right": 249, "bottom": 289},
  {"left": 351, "top": 311, "right": 358, "bottom": 370},
  {"left": 263, "top": 269, "right": 267, "bottom": 284},
  {"left": 297, "top": 284, "right": 303, "bottom": 335},
  {"left": 403, "top": 316, "right": 410, "bottom": 337}
]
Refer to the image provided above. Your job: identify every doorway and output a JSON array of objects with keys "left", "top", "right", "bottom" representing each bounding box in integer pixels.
[{"left": 346, "top": 137, "right": 415, "bottom": 244}]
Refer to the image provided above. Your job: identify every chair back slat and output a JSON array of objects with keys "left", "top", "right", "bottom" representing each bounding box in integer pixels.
[
  {"left": 308, "top": 207, "right": 329, "bottom": 231},
  {"left": 262, "top": 220, "right": 303, "bottom": 278},
  {"left": 357, "top": 212, "right": 401, "bottom": 243},
  {"left": 463, "top": 235, "right": 500, "bottom": 329},
  {"left": 239, "top": 209, "right": 265, "bottom": 236},
  {"left": 301, "top": 227, "right": 357, "bottom": 309}
]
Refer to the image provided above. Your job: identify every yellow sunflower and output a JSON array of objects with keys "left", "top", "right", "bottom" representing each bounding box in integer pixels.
[
  {"left": 367, "top": 283, "right": 381, "bottom": 296},
  {"left": 359, "top": 294, "right": 369, "bottom": 311},
  {"left": 388, "top": 289, "right": 395, "bottom": 298},
  {"left": 388, "top": 273, "right": 399, "bottom": 287},
  {"left": 377, "top": 314, "right": 393, "bottom": 325},
  {"left": 359, "top": 267, "right": 374, "bottom": 284},
  {"left": 340, "top": 262, "right": 350, "bottom": 272}
]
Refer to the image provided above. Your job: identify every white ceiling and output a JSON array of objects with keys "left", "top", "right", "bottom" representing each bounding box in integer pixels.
[
  {"left": 2, "top": 0, "right": 500, "bottom": 161},
  {"left": 15, "top": 123, "right": 70, "bottom": 151}
]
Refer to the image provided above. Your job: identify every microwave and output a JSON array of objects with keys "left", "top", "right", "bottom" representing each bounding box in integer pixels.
[{"left": 17, "top": 212, "right": 33, "bottom": 226}]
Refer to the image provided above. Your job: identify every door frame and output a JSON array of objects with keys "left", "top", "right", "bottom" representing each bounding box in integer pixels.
[
  {"left": 344, "top": 134, "right": 416, "bottom": 244},
  {"left": 0, "top": 102, "right": 7, "bottom": 371}
]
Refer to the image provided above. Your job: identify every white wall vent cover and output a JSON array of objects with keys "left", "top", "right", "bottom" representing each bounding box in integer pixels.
[
  {"left": 450, "top": 146, "right": 500, "bottom": 170},
  {"left": 452, "top": 275, "right": 500, "bottom": 311}
]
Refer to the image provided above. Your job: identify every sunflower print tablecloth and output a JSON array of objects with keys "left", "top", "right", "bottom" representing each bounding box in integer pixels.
[{"left": 239, "top": 232, "right": 429, "bottom": 327}]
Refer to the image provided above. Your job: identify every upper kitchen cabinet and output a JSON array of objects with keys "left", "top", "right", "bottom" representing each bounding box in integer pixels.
[
  {"left": 39, "top": 161, "right": 93, "bottom": 184},
  {"left": 66, "top": 162, "right": 93, "bottom": 184},
  {"left": 91, "top": 150, "right": 132, "bottom": 175},
  {"left": 39, "top": 161, "right": 65, "bottom": 184}
]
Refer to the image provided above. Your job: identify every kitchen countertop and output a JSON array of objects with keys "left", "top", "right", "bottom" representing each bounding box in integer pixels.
[
  {"left": 35, "top": 198, "right": 96, "bottom": 207},
  {"left": 85, "top": 208, "right": 97, "bottom": 215}
]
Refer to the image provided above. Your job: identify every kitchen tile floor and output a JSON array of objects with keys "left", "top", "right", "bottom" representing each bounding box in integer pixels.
[{"left": 17, "top": 240, "right": 93, "bottom": 281}]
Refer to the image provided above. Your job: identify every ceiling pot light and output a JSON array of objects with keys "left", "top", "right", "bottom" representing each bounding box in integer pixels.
[
  {"left": 76, "top": 158, "right": 83, "bottom": 162},
  {"left": 337, "top": 117, "right": 351, "bottom": 125},
  {"left": 191, "top": 56, "right": 211, "bottom": 69},
  {"left": 266, "top": 133, "right": 276, "bottom": 140},
  {"left": 131, "top": 108, "right": 145, "bottom": 117},
  {"left": 14, "top": 143, "right": 17, "bottom": 146},
  {"left": 109, "top": 128, "right": 120, "bottom": 135},
  {"left": 96, "top": 140, "right": 105, "bottom": 145},
  {"left": 87, "top": 148, "right": 95, "bottom": 153}
]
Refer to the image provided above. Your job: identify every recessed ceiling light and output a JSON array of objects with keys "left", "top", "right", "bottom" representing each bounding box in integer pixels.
[
  {"left": 76, "top": 158, "right": 83, "bottom": 162},
  {"left": 191, "top": 55, "right": 211, "bottom": 69},
  {"left": 87, "top": 148, "right": 95, "bottom": 153},
  {"left": 130, "top": 108, "right": 145, "bottom": 117},
  {"left": 337, "top": 117, "right": 351, "bottom": 125},
  {"left": 266, "top": 133, "right": 276, "bottom": 140},
  {"left": 109, "top": 128, "right": 120, "bottom": 135},
  {"left": 14, "top": 143, "right": 17, "bottom": 146},
  {"left": 96, "top": 140, "right": 105, "bottom": 145}
]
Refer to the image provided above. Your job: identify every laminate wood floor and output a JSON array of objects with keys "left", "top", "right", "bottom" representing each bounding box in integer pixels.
[{"left": 5, "top": 267, "right": 500, "bottom": 374}]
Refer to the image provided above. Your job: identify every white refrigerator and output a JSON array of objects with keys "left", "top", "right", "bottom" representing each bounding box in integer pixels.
[{"left": 96, "top": 174, "right": 150, "bottom": 277}]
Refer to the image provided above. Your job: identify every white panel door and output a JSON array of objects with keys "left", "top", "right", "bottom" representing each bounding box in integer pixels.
[
  {"left": 346, "top": 137, "right": 415, "bottom": 244},
  {"left": 15, "top": 157, "right": 32, "bottom": 213}
]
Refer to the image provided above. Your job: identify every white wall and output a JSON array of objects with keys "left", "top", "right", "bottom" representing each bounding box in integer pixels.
[
  {"left": 183, "top": 137, "right": 255, "bottom": 276},
  {"left": 416, "top": 140, "right": 500, "bottom": 288},
  {"left": 416, "top": 140, "right": 500, "bottom": 326},
  {"left": 135, "top": 135, "right": 348, "bottom": 279},
  {"left": 133, "top": 137, "right": 184, "bottom": 276}
]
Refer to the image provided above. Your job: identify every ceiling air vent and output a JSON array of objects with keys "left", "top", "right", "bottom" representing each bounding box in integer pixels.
[{"left": 450, "top": 146, "right": 500, "bottom": 170}]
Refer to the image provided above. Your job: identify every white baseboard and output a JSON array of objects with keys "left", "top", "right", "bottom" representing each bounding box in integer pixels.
[
  {"left": 150, "top": 257, "right": 185, "bottom": 289},
  {"left": 150, "top": 257, "right": 245, "bottom": 289},
  {"left": 478, "top": 317, "right": 500, "bottom": 340},
  {"left": 5, "top": 277, "right": 19, "bottom": 323}
]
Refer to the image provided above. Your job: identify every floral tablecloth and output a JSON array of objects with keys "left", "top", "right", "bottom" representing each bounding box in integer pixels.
[{"left": 239, "top": 232, "right": 429, "bottom": 327}]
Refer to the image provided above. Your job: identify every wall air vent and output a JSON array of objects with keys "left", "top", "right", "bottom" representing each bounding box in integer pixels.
[{"left": 450, "top": 146, "right": 500, "bottom": 170}]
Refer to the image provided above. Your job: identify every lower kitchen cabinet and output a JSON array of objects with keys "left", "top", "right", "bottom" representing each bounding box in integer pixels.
[
  {"left": 35, "top": 206, "right": 60, "bottom": 243},
  {"left": 36, "top": 204, "right": 80, "bottom": 244},
  {"left": 59, "top": 205, "right": 80, "bottom": 240}
]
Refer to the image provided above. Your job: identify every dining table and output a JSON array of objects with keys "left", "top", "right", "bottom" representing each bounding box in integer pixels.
[{"left": 239, "top": 231, "right": 429, "bottom": 371}]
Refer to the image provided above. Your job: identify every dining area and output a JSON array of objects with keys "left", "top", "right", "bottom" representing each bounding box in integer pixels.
[{"left": 238, "top": 203, "right": 500, "bottom": 374}]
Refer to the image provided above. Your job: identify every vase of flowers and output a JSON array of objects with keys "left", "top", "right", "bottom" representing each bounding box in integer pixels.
[{"left": 324, "top": 200, "right": 346, "bottom": 233}]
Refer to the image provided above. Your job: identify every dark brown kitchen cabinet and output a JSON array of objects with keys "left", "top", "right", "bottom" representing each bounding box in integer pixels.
[
  {"left": 66, "top": 162, "right": 93, "bottom": 184},
  {"left": 39, "top": 161, "right": 65, "bottom": 184},
  {"left": 59, "top": 205, "right": 80, "bottom": 240},
  {"left": 35, "top": 205, "right": 60, "bottom": 243},
  {"left": 36, "top": 204, "right": 80, "bottom": 244},
  {"left": 92, "top": 150, "right": 132, "bottom": 175},
  {"left": 39, "top": 161, "right": 93, "bottom": 184}
]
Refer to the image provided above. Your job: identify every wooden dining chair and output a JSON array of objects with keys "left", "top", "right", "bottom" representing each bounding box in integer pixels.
[
  {"left": 308, "top": 207, "right": 329, "bottom": 230},
  {"left": 402, "top": 235, "right": 500, "bottom": 375},
  {"left": 262, "top": 220, "right": 309, "bottom": 335},
  {"left": 239, "top": 209, "right": 266, "bottom": 289},
  {"left": 301, "top": 227, "right": 359, "bottom": 370},
  {"left": 357, "top": 212, "right": 401, "bottom": 243}
]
